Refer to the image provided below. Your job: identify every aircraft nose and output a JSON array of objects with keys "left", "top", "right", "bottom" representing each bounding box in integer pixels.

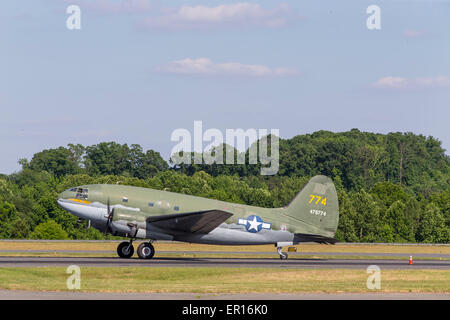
[
  {"left": 57, "top": 188, "right": 103, "bottom": 221},
  {"left": 57, "top": 188, "right": 77, "bottom": 212},
  {"left": 58, "top": 189, "right": 73, "bottom": 200}
]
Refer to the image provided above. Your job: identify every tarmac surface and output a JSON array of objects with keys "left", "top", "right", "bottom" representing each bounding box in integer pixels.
[
  {"left": 1, "top": 249, "right": 449, "bottom": 258},
  {"left": 0, "top": 256, "right": 448, "bottom": 269},
  {"left": 0, "top": 290, "right": 448, "bottom": 300}
]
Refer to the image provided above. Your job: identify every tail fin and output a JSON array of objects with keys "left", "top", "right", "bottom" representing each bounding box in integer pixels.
[{"left": 284, "top": 175, "right": 339, "bottom": 237}]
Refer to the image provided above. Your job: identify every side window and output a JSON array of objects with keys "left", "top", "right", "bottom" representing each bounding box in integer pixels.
[{"left": 76, "top": 188, "right": 88, "bottom": 200}]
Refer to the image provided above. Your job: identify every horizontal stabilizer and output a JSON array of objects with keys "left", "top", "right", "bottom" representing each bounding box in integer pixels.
[
  {"left": 147, "top": 210, "right": 233, "bottom": 234},
  {"left": 294, "top": 233, "right": 338, "bottom": 244}
]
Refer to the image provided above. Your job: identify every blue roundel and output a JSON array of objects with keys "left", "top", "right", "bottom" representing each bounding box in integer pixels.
[{"left": 245, "top": 215, "right": 263, "bottom": 233}]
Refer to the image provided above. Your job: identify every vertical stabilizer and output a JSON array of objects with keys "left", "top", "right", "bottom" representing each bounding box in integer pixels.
[{"left": 284, "top": 175, "right": 339, "bottom": 236}]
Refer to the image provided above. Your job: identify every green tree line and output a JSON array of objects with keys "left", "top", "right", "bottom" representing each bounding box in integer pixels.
[{"left": 0, "top": 130, "right": 448, "bottom": 242}]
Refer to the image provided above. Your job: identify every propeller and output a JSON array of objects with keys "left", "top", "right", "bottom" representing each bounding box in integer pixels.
[{"left": 104, "top": 198, "right": 114, "bottom": 234}]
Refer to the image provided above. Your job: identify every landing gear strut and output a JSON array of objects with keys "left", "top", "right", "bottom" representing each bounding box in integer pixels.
[
  {"left": 117, "top": 224, "right": 140, "bottom": 259},
  {"left": 277, "top": 246, "right": 288, "bottom": 260}
]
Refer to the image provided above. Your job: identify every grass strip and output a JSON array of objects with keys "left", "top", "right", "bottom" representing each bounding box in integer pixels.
[{"left": 0, "top": 267, "right": 448, "bottom": 294}]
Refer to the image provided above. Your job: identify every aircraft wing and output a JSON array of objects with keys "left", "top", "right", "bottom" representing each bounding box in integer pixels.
[
  {"left": 146, "top": 210, "right": 233, "bottom": 234},
  {"left": 294, "top": 233, "right": 338, "bottom": 244}
]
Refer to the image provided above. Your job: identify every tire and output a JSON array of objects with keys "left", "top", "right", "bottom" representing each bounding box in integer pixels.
[
  {"left": 279, "top": 252, "right": 288, "bottom": 260},
  {"left": 117, "top": 241, "right": 134, "bottom": 258},
  {"left": 137, "top": 242, "right": 155, "bottom": 259}
]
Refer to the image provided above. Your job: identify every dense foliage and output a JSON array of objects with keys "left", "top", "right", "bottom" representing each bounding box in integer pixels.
[{"left": 0, "top": 130, "right": 448, "bottom": 242}]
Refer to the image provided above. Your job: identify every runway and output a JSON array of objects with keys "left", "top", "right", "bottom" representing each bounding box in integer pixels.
[
  {"left": 0, "top": 290, "right": 448, "bottom": 300},
  {"left": 0, "top": 256, "right": 448, "bottom": 269},
  {"left": 1, "top": 249, "right": 449, "bottom": 258}
]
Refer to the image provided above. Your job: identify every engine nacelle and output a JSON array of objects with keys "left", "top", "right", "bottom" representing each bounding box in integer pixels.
[
  {"left": 110, "top": 208, "right": 174, "bottom": 241},
  {"left": 113, "top": 207, "right": 146, "bottom": 223}
]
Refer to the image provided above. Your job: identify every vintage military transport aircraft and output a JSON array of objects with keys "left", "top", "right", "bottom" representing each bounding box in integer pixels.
[{"left": 57, "top": 175, "right": 339, "bottom": 259}]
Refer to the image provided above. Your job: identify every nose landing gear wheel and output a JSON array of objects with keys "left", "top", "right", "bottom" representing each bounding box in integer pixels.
[
  {"left": 117, "top": 241, "right": 134, "bottom": 258},
  {"left": 137, "top": 242, "right": 155, "bottom": 259}
]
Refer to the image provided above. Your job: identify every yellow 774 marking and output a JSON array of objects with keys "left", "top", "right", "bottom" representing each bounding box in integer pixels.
[{"left": 309, "top": 195, "right": 327, "bottom": 206}]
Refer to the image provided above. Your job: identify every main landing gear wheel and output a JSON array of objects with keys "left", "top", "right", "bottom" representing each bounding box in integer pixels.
[
  {"left": 117, "top": 241, "right": 134, "bottom": 258},
  {"left": 137, "top": 242, "right": 155, "bottom": 259}
]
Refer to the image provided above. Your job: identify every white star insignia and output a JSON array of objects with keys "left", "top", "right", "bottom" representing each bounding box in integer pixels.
[{"left": 247, "top": 216, "right": 262, "bottom": 231}]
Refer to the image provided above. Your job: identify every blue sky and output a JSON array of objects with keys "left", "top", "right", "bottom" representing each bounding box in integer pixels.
[{"left": 1, "top": 0, "right": 449, "bottom": 174}]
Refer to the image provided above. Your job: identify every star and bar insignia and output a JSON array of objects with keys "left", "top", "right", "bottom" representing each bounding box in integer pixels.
[{"left": 238, "top": 215, "right": 271, "bottom": 233}]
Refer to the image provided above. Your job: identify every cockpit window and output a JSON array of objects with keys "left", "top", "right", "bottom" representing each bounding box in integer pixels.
[{"left": 75, "top": 188, "right": 88, "bottom": 200}]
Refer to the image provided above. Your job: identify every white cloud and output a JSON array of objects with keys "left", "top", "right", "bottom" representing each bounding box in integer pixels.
[
  {"left": 373, "top": 76, "right": 408, "bottom": 89},
  {"left": 373, "top": 76, "right": 450, "bottom": 89},
  {"left": 64, "top": 0, "right": 152, "bottom": 14},
  {"left": 402, "top": 30, "right": 426, "bottom": 38},
  {"left": 156, "top": 58, "right": 298, "bottom": 77},
  {"left": 143, "top": 3, "right": 296, "bottom": 30}
]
